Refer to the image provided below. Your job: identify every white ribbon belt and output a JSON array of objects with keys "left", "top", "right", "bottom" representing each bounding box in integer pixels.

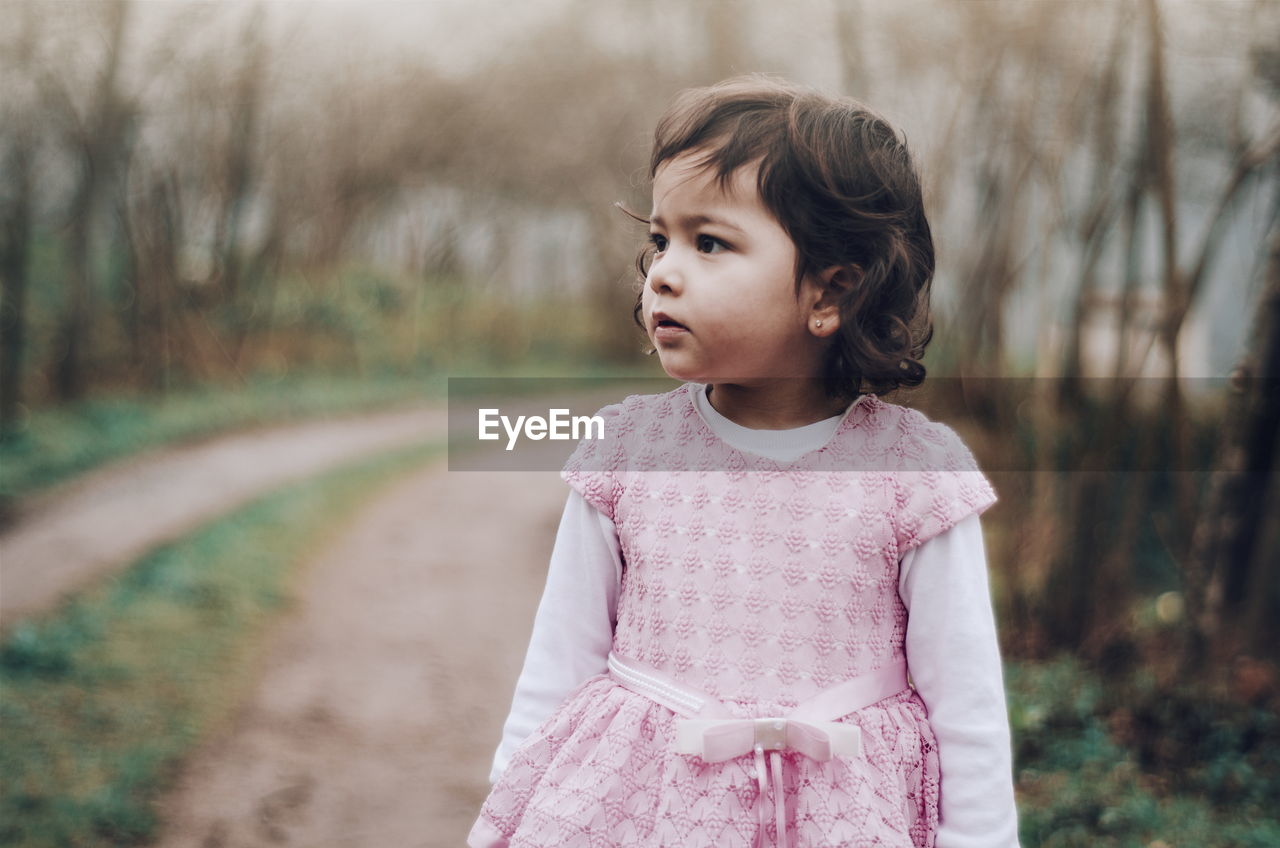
[{"left": 607, "top": 652, "right": 910, "bottom": 848}]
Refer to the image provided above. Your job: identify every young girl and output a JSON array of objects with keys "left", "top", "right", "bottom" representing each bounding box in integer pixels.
[{"left": 468, "top": 75, "right": 1020, "bottom": 848}]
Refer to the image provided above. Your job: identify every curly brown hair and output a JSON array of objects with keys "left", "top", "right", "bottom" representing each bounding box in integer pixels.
[{"left": 627, "top": 74, "right": 935, "bottom": 403}]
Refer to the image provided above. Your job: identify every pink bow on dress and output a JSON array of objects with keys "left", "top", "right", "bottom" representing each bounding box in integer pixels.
[
  {"left": 675, "top": 717, "right": 862, "bottom": 848},
  {"left": 606, "top": 652, "right": 908, "bottom": 848}
]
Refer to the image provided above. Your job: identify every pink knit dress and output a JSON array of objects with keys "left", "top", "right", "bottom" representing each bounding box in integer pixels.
[{"left": 470, "top": 383, "right": 998, "bottom": 848}]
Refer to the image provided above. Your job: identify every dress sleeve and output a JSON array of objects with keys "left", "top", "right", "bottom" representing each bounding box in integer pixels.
[
  {"left": 560, "top": 402, "right": 626, "bottom": 522},
  {"left": 891, "top": 416, "right": 998, "bottom": 557},
  {"left": 488, "top": 490, "right": 623, "bottom": 784},
  {"left": 899, "top": 514, "right": 1021, "bottom": 847}
]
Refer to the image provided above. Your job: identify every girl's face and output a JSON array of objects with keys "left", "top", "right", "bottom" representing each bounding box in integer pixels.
[{"left": 643, "top": 150, "right": 828, "bottom": 385}]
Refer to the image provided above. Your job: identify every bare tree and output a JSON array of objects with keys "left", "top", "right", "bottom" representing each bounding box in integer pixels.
[
  {"left": 50, "top": 0, "right": 133, "bottom": 401},
  {"left": 215, "top": 2, "right": 267, "bottom": 305},
  {"left": 0, "top": 0, "right": 40, "bottom": 438},
  {"left": 121, "top": 163, "right": 182, "bottom": 392},
  {"left": 1184, "top": 34, "right": 1280, "bottom": 671}
]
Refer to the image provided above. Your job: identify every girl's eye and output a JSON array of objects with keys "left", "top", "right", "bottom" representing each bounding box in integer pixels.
[
  {"left": 648, "top": 233, "right": 668, "bottom": 253},
  {"left": 697, "top": 234, "right": 728, "bottom": 254}
]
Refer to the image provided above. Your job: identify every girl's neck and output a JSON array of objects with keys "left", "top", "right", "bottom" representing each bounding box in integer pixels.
[{"left": 705, "top": 379, "right": 847, "bottom": 430}]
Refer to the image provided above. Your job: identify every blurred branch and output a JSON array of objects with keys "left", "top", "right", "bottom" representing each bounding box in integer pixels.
[{"left": 1186, "top": 122, "right": 1280, "bottom": 305}]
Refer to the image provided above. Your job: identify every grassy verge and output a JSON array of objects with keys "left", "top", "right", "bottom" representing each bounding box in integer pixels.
[
  {"left": 0, "top": 371, "right": 443, "bottom": 503},
  {"left": 0, "top": 439, "right": 444, "bottom": 847},
  {"left": 1008, "top": 657, "right": 1280, "bottom": 847},
  {"left": 0, "top": 360, "right": 657, "bottom": 503}
]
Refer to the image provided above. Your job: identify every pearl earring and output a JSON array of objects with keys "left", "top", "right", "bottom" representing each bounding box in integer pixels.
[{"left": 815, "top": 320, "right": 823, "bottom": 328}]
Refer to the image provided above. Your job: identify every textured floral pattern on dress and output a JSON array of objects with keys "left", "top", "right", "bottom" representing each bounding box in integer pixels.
[{"left": 474, "top": 383, "right": 997, "bottom": 848}]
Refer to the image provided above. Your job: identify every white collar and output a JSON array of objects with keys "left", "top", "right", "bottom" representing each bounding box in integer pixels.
[{"left": 692, "top": 383, "right": 846, "bottom": 462}]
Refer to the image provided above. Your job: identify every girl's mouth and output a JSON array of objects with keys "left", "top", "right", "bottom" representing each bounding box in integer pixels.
[{"left": 654, "top": 317, "right": 689, "bottom": 341}]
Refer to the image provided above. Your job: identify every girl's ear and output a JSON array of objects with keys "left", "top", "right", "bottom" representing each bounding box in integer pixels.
[{"left": 807, "top": 265, "right": 858, "bottom": 338}]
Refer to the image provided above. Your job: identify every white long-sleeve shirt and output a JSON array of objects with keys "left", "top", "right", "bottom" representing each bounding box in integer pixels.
[{"left": 489, "top": 386, "right": 1021, "bottom": 847}]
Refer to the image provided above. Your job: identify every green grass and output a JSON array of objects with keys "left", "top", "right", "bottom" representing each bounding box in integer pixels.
[
  {"left": 1008, "top": 657, "right": 1280, "bottom": 846},
  {"left": 0, "top": 439, "right": 444, "bottom": 848}
]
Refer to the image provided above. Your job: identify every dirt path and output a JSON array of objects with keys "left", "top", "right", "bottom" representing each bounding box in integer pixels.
[
  {"left": 149, "top": 462, "right": 563, "bottom": 848},
  {"left": 0, "top": 406, "right": 445, "bottom": 627}
]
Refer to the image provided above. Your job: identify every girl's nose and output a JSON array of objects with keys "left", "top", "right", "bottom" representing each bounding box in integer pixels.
[{"left": 647, "top": 252, "right": 682, "bottom": 295}]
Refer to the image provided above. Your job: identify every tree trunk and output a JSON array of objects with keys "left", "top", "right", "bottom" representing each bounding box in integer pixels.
[
  {"left": 54, "top": 0, "right": 132, "bottom": 402},
  {"left": 0, "top": 140, "right": 32, "bottom": 439},
  {"left": 1061, "top": 3, "right": 1129, "bottom": 402},
  {"left": 1186, "top": 194, "right": 1280, "bottom": 671},
  {"left": 0, "top": 0, "right": 39, "bottom": 439},
  {"left": 218, "top": 2, "right": 266, "bottom": 305}
]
